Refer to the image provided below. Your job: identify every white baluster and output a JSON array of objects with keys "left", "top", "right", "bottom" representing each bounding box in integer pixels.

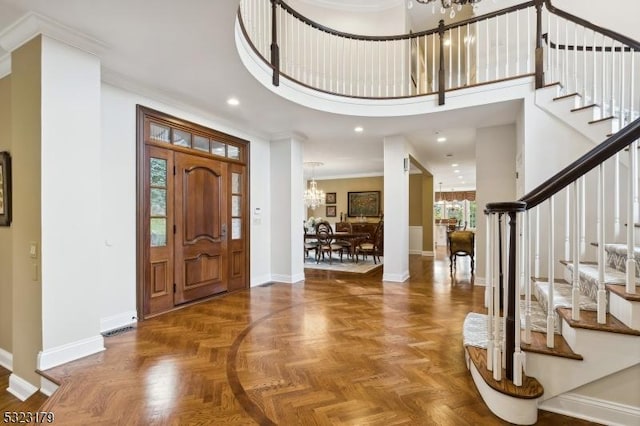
[
  {"left": 597, "top": 164, "right": 607, "bottom": 324},
  {"left": 593, "top": 30, "right": 598, "bottom": 115},
  {"left": 547, "top": 196, "right": 556, "bottom": 348},
  {"left": 487, "top": 213, "right": 494, "bottom": 372},
  {"left": 495, "top": 17, "right": 500, "bottom": 80},
  {"left": 457, "top": 26, "right": 461, "bottom": 88},
  {"left": 610, "top": 39, "right": 615, "bottom": 120},
  {"left": 502, "top": 214, "right": 508, "bottom": 369},
  {"left": 516, "top": 9, "right": 520, "bottom": 75},
  {"left": 572, "top": 181, "right": 581, "bottom": 320},
  {"left": 432, "top": 34, "right": 436, "bottom": 93},
  {"left": 505, "top": 13, "right": 509, "bottom": 78},
  {"left": 614, "top": 153, "right": 621, "bottom": 240},
  {"left": 535, "top": 206, "right": 541, "bottom": 278},
  {"left": 581, "top": 176, "right": 586, "bottom": 255},
  {"left": 574, "top": 22, "right": 578, "bottom": 97},
  {"left": 524, "top": 209, "right": 532, "bottom": 344},
  {"left": 564, "top": 18, "right": 569, "bottom": 90},
  {"left": 514, "top": 211, "right": 524, "bottom": 387},
  {"left": 449, "top": 29, "right": 453, "bottom": 89},
  {"left": 583, "top": 25, "right": 587, "bottom": 104},
  {"left": 619, "top": 42, "right": 625, "bottom": 128},
  {"left": 555, "top": 15, "right": 559, "bottom": 86},
  {"left": 486, "top": 18, "right": 490, "bottom": 82},
  {"left": 565, "top": 188, "right": 570, "bottom": 260},
  {"left": 628, "top": 140, "right": 638, "bottom": 295},
  {"left": 493, "top": 214, "right": 502, "bottom": 381},
  {"left": 466, "top": 23, "right": 471, "bottom": 86}
]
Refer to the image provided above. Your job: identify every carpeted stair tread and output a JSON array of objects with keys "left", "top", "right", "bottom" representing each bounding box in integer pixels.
[
  {"left": 519, "top": 299, "right": 560, "bottom": 334},
  {"left": 533, "top": 280, "right": 597, "bottom": 312},
  {"left": 561, "top": 261, "right": 640, "bottom": 301}
]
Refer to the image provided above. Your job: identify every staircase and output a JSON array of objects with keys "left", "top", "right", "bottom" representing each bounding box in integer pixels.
[{"left": 463, "top": 30, "right": 640, "bottom": 425}]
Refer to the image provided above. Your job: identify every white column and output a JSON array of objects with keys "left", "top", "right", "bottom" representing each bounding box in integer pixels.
[
  {"left": 383, "top": 135, "right": 410, "bottom": 282},
  {"left": 271, "top": 133, "right": 305, "bottom": 283}
]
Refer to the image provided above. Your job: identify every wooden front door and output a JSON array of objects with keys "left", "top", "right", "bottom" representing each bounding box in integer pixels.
[
  {"left": 174, "top": 152, "right": 228, "bottom": 304},
  {"left": 138, "top": 106, "right": 249, "bottom": 319}
]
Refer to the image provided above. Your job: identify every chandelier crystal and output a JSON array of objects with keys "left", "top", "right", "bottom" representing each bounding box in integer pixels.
[{"left": 304, "top": 162, "right": 326, "bottom": 210}]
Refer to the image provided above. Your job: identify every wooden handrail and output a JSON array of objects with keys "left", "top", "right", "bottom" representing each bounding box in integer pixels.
[
  {"left": 521, "top": 118, "right": 640, "bottom": 210},
  {"left": 544, "top": 0, "right": 640, "bottom": 51},
  {"left": 276, "top": 0, "right": 535, "bottom": 42},
  {"left": 542, "top": 33, "right": 637, "bottom": 53}
]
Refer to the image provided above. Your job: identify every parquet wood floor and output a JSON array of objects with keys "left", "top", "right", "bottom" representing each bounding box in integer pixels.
[{"left": 1, "top": 252, "right": 600, "bottom": 425}]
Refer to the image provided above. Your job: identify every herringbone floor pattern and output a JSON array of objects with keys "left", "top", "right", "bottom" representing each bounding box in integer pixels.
[{"left": 1, "top": 252, "right": 599, "bottom": 425}]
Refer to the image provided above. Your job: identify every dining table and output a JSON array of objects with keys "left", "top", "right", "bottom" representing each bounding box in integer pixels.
[{"left": 304, "top": 231, "right": 370, "bottom": 261}]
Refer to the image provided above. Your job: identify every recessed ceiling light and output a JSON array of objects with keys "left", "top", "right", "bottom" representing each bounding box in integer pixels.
[
  {"left": 454, "top": 169, "right": 460, "bottom": 173},
  {"left": 462, "top": 181, "right": 466, "bottom": 184},
  {"left": 451, "top": 163, "right": 459, "bottom": 167},
  {"left": 458, "top": 175, "right": 463, "bottom": 179},
  {"left": 437, "top": 136, "right": 447, "bottom": 143},
  {"left": 354, "top": 126, "right": 364, "bottom": 133},
  {"left": 227, "top": 97, "right": 240, "bottom": 106}
]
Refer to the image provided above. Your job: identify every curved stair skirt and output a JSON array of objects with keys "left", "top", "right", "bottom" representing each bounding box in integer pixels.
[{"left": 465, "top": 350, "right": 540, "bottom": 425}]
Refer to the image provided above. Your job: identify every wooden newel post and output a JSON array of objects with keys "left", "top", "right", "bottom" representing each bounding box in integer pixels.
[
  {"left": 270, "top": 0, "right": 280, "bottom": 87},
  {"left": 534, "top": 0, "right": 545, "bottom": 89},
  {"left": 438, "top": 19, "right": 446, "bottom": 105},
  {"left": 505, "top": 211, "right": 518, "bottom": 380}
]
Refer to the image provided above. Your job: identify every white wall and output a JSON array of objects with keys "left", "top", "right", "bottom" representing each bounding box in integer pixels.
[
  {"left": 474, "top": 124, "right": 518, "bottom": 282},
  {"left": 40, "top": 37, "right": 103, "bottom": 359},
  {"left": 99, "top": 82, "right": 273, "bottom": 330}
]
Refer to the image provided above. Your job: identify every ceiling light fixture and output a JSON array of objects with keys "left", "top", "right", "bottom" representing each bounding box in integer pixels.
[
  {"left": 410, "top": 0, "right": 484, "bottom": 19},
  {"left": 303, "top": 162, "right": 326, "bottom": 210},
  {"left": 227, "top": 97, "right": 240, "bottom": 106},
  {"left": 454, "top": 169, "right": 460, "bottom": 173}
]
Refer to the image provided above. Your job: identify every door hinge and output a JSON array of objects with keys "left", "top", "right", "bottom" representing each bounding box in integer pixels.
[
  {"left": 173, "top": 283, "right": 176, "bottom": 293},
  {"left": 173, "top": 224, "right": 176, "bottom": 234},
  {"left": 173, "top": 166, "right": 176, "bottom": 175}
]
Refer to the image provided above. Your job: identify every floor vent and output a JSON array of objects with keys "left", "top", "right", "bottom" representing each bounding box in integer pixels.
[{"left": 101, "top": 325, "right": 135, "bottom": 337}]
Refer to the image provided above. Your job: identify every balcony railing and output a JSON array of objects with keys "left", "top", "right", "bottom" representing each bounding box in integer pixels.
[{"left": 238, "top": 0, "right": 538, "bottom": 104}]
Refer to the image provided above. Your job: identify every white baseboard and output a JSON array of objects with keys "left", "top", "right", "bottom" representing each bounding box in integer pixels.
[
  {"left": 409, "top": 249, "right": 422, "bottom": 255},
  {"left": 271, "top": 273, "right": 305, "bottom": 284},
  {"left": 39, "top": 376, "right": 59, "bottom": 397},
  {"left": 0, "top": 347, "right": 12, "bottom": 371},
  {"left": 382, "top": 271, "right": 410, "bottom": 282},
  {"left": 422, "top": 251, "right": 435, "bottom": 257},
  {"left": 100, "top": 310, "right": 138, "bottom": 333},
  {"left": 250, "top": 274, "right": 272, "bottom": 287},
  {"left": 539, "top": 393, "right": 640, "bottom": 426},
  {"left": 37, "top": 335, "right": 105, "bottom": 371},
  {"left": 7, "top": 373, "right": 38, "bottom": 401}
]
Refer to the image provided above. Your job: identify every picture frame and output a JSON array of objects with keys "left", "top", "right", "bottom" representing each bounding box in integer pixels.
[
  {"left": 326, "top": 205, "right": 336, "bottom": 217},
  {"left": 0, "top": 151, "right": 11, "bottom": 226},
  {"left": 325, "top": 192, "right": 336, "bottom": 204},
  {"left": 347, "top": 191, "right": 380, "bottom": 217}
]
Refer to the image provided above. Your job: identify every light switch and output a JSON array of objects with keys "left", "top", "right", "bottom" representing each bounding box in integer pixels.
[{"left": 29, "top": 242, "right": 38, "bottom": 259}]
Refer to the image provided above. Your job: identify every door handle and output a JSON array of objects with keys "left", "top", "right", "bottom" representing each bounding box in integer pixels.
[{"left": 221, "top": 223, "right": 227, "bottom": 240}]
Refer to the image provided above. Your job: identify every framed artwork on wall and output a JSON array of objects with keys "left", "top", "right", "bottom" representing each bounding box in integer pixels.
[
  {"left": 326, "top": 205, "right": 337, "bottom": 217},
  {"left": 326, "top": 192, "right": 336, "bottom": 204},
  {"left": 347, "top": 191, "right": 380, "bottom": 217},
  {"left": 0, "top": 151, "right": 11, "bottom": 226}
]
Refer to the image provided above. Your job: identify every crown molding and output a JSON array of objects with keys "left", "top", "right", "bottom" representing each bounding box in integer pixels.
[
  {"left": 296, "top": 0, "right": 404, "bottom": 13},
  {"left": 0, "top": 11, "right": 107, "bottom": 56},
  {"left": 0, "top": 53, "right": 10, "bottom": 79}
]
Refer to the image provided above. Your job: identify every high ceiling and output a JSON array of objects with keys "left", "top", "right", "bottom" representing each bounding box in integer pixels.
[{"left": 0, "top": 0, "right": 520, "bottom": 189}]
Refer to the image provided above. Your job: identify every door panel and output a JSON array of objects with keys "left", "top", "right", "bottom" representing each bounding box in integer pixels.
[
  {"left": 174, "top": 152, "right": 228, "bottom": 304},
  {"left": 145, "top": 146, "right": 175, "bottom": 316}
]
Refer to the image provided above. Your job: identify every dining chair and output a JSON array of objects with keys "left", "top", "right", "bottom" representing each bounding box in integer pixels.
[
  {"left": 303, "top": 221, "right": 319, "bottom": 260},
  {"left": 355, "top": 221, "right": 383, "bottom": 264},
  {"left": 448, "top": 230, "right": 475, "bottom": 274},
  {"left": 315, "top": 221, "right": 343, "bottom": 264}
]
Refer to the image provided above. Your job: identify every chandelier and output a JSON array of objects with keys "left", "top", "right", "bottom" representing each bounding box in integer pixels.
[
  {"left": 304, "top": 162, "right": 326, "bottom": 210},
  {"left": 408, "top": 0, "right": 484, "bottom": 19}
]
